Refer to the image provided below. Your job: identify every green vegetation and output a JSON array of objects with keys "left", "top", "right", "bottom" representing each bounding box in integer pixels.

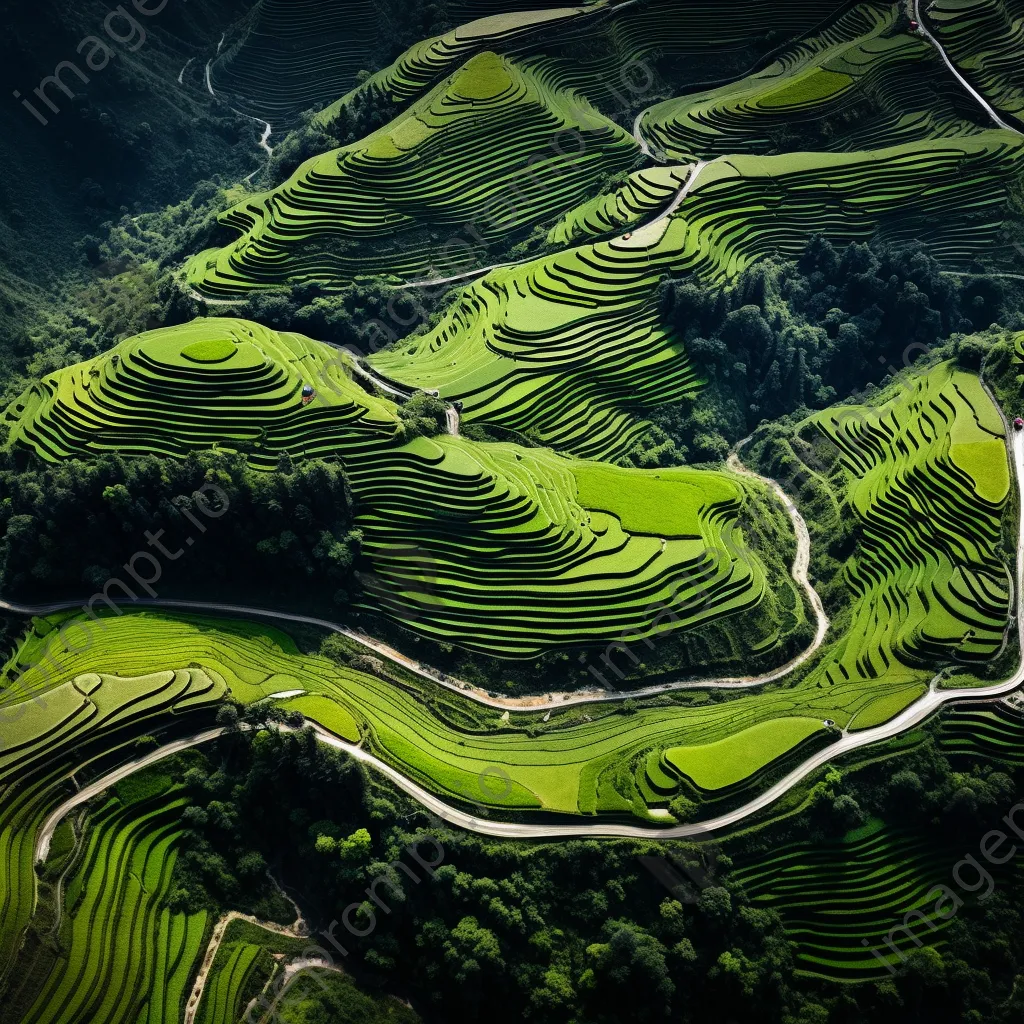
[
  {"left": 546, "top": 166, "right": 690, "bottom": 246},
  {"left": 0, "top": 611, "right": 811, "bottom": 820},
  {"left": 314, "top": 5, "right": 602, "bottom": 128},
  {"left": 317, "top": 0, "right": 850, "bottom": 136},
  {"left": 0, "top": 649, "right": 224, "bottom": 1000},
  {"left": 928, "top": 0, "right": 1024, "bottom": 125},
  {"left": 570, "top": 461, "right": 733, "bottom": 537},
  {"left": 20, "top": 784, "right": 208, "bottom": 1024},
  {"left": 0, "top": 355, "right": 1013, "bottom": 830},
  {"left": 665, "top": 717, "right": 823, "bottom": 790},
  {"left": 3, "top": 318, "right": 399, "bottom": 469},
  {"left": 188, "top": 51, "right": 638, "bottom": 294},
  {"left": 265, "top": 969, "right": 421, "bottom": 1024},
  {"left": 641, "top": 2, "right": 986, "bottom": 159},
  {"left": 198, "top": 941, "right": 264, "bottom": 1024},
  {"left": 755, "top": 362, "right": 1013, "bottom": 698},
  {"left": 195, "top": 919, "right": 306, "bottom": 1024},
  {"left": 180, "top": 338, "right": 241, "bottom": 364},
  {"left": 5, "top": 1, "right": 1024, "bottom": 1022},
  {"left": 46, "top": 706, "right": 1023, "bottom": 1024},
  {"left": 370, "top": 135, "right": 1024, "bottom": 463},
  {"left": 2, "top": 317, "right": 801, "bottom": 665},
  {"left": 0, "top": 445, "right": 361, "bottom": 611}
]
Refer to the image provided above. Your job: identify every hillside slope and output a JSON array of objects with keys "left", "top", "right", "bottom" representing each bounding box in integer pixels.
[{"left": 188, "top": 51, "right": 638, "bottom": 294}]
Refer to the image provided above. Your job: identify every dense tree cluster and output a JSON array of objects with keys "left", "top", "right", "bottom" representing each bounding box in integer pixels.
[
  {"left": 324, "top": 79, "right": 404, "bottom": 150},
  {"left": 0, "top": 447, "right": 361, "bottom": 606},
  {"left": 652, "top": 238, "right": 1019, "bottom": 460},
  {"left": 169, "top": 724, "right": 799, "bottom": 1023},
  {"left": 164, "top": 717, "right": 1024, "bottom": 1024}
]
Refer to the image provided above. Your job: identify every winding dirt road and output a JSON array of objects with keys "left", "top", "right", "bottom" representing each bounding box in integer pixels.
[
  {"left": 25, "top": 424, "right": 1024, "bottom": 843},
  {"left": 0, "top": 443, "right": 828, "bottom": 713},
  {"left": 914, "top": 0, "right": 1023, "bottom": 136},
  {"left": 184, "top": 897, "right": 305, "bottom": 1024},
  {"left": 632, "top": 109, "right": 662, "bottom": 162}
]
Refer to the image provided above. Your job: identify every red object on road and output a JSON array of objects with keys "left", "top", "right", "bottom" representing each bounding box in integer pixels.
[{"left": 1014, "top": 417, "right": 1023, "bottom": 430}]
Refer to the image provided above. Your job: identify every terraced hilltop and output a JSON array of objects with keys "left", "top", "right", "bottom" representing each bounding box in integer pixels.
[
  {"left": 3, "top": 318, "right": 801, "bottom": 662},
  {"left": 188, "top": 50, "right": 638, "bottom": 292},
  {"left": 639, "top": 1, "right": 986, "bottom": 159},
  {"left": 3, "top": 0, "right": 1024, "bottom": 1019},
  {"left": 3, "top": 319, "right": 399, "bottom": 468}
]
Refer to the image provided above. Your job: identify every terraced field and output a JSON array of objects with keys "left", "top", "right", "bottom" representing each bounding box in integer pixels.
[
  {"left": 313, "top": 4, "right": 605, "bottom": 126},
  {"left": 3, "top": 317, "right": 799, "bottom": 661},
  {"left": 191, "top": 0, "right": 882, "bottom": 297},
  {"left": 796, "top": 364, "right": 1012, "bottom": 713},
  {"left": 731, "top": 704, "right": 1024, "bottom": 981},
  {"left": 0, "top": 359, "right": 1016, "bottom": 1004},
  {"left": 208, "top": 0, "right": 379, "bottom": 130},
  {"left": 640, "top": 2, "right": 985, "bottom": 160},
  {"left": 1, "top": 342, "right": 1015, "bottom": 819},
  {"left": 0, "top": 384, "right": 1008, "bottom": 820},
  {"left": 208, "top": 0, "right": 597, "bottom": 131},
  {"left": 347, "top": 435, "right": 797, "bottom": 657},
  {"left": 316, "top": 0, "right": 850, "bottom": 130},
  {"left": 6, "top": 0, "right": 1024, "bottom": 1017},
  {"left": 732, "top": 818, "right": 970, "bottom": 979},
  {"left": 369, "top": 237, "right": 702, "bottom": 460},
  {"left": 546, "top": 165, "right": 691, "bottom": 245},
  {"left": 927, "top": 0, "right": 1024, "bottom": 126},
  {"left": 2, "top": 319, "right": 399, "bottom": 469},
  {"left": 371, "top": 131, "right": 1024, "bottom": 457},
  {"left": 188, "top": 51, "right": 638, "bottom": 294},
  {"left": 0, "top": 611, "right": 830, "bottom": 824},
  {"left": 938, "top": 702, "right": 1024, "bottom": 764},
  {"left": 196, "top": 941, "right": 263, "bottom": 1024},
  {"left": 0, "top": 634, "right": 224, "bottom": 998},
  {"left": 19, "top": 782, "right": 209, "bottom": 1024}
]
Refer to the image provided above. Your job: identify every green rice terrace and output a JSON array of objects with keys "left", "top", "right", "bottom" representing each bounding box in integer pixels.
[
  {"left": 187, "top": 50, "right": 639, "bottom": 291},
  {"left": 3, "top": 317, "right": 802, "bottom": 660},
  {"left": 639, "top": 1, "right": 987, "bottom": 159},
  {"left": 764, "top": 363, "right": 1013, "bottom": 708},
  {"left": 1, "top": 357, "right": 1012, "bottom": 830},
  {"left": 3, "top": 0, "right": 1024, "bottom": 1020},
  {"left": 367, "top": 130, "right": 1023, "bottom": 456},
  {"left": 927, "top": 0, "right": 1024, "bottom": 126}
]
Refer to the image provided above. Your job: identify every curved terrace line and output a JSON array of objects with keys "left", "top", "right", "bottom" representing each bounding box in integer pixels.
[
  {"left": 915, "top": 0, "right": 1024, "bottom": 137},
  {"left": 184, "top": 904, "right": 304, "bottom": 1024},
  {"left": 26, "top": 426, "right": 1024, "bottom": 846},
  {"left": 0, "top": 442, "right": 829, "bottom": 712}
]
